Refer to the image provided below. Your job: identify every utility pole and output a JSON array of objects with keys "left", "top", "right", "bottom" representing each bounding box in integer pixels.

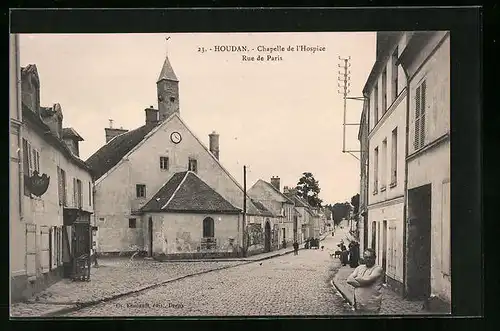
[
  {"left": 338, "top": 56, "right": 351, "bottom": 153},
  {"left": 243, "top": 165, "right": 247, "bottom": 256},
  {"left": 337, "top": 56, "right": 366, "bottom": 161}
]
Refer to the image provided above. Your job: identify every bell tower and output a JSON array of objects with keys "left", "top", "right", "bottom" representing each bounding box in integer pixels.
[{"left": 156, "top": 53, "right": 179, "bottom": 121}]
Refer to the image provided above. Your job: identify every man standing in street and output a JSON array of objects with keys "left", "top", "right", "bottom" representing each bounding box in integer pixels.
[
  {"left": 346, "top": 248, "right": 384, "bottom": 314},
  {"left": 293, "top": 241, "right": 299, "bottom": 255}
]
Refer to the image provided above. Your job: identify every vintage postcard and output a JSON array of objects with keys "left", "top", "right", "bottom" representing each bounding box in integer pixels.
[{"left": 9, "top": 15, "right": 459, "bottom": 318}]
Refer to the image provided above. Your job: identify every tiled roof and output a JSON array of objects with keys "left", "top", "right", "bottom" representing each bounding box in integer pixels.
[
  {"left": 259, "top": 180, "right": 294, "bottom": 204},
  {"left": 286, "top": 194, "right": 309, "bottom": 208},
  {"left": 22, "top": 103, "right": 91, "bottom": 174},
  {"left": 140, "top": 171, "right": 241, "bottom": 214},
  {"left": 86, "top": 123, "right": 159, "bottom": 180},
  {"left": 250, "top": 199, "right": 274, "bottom": 217},
  {"left": 157, "top": 55, "right": 178, "bottom": 82},
  {"left": 62, "top": 128, "right": 84, "bottom": 141}
]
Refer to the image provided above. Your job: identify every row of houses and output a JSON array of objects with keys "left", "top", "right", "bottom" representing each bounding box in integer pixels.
[
  {"left": 356, "top": 31, "right": 450, "bottom": 312},
  {"left": 10, "top": 35, "right": 95, "bottom": 302},
  {"left": 9, "top": 34, "right": 328, "bottom": 302}
]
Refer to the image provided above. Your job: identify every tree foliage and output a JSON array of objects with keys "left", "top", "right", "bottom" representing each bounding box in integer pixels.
[
  {"left": 325, "top": 202, "right": 353, "bottom": 224},
  {"left": 295, "top": 172, "right": 323, "bottom": 207}
]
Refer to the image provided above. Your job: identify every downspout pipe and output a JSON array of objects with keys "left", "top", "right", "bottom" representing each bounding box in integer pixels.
[
  {"left": 14, "top": 34, "right": 24, "bottom": 221},
  {"left": 362, "top": 91, "right": 370, "bottom": 255},
  {"left": 401, "top": 60, "right": 411, "bottom": 298}
]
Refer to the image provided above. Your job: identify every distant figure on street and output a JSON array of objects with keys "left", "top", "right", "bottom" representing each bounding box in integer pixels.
[
  {"left": 346, "top": 248, "right": 384, "bottom": 315},
  {"left": 338, "top": 240, "right": 348, "bottom": 266},
  {"left": 348, "top": 241, "right": 360, "bottom": 268},
  {"left": 293, "top": 242, "right": 299, "bottom": 255}
]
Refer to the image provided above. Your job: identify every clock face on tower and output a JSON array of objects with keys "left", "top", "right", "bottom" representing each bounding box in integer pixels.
[{"left": 170, "top": 131, "right": 182, "bottom": 144}]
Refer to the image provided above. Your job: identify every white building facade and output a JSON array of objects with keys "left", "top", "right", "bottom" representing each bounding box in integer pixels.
[
  {"left": 399, "top": 31, "right": 451, "bottom": 312},
  {"left": 366, "top": 32, "right": 409, "bottom": 295}
]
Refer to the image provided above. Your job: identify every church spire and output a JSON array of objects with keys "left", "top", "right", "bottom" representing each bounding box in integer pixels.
[
  {"left": 157, "top": 36, "right": 178, "bottom": 83},
  {"left": 156, "top": 36, "right": 180, "bottom": 121}
]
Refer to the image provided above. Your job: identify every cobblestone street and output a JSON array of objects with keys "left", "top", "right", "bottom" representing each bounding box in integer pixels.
[
  {"left": 10, "top": 259, "right": 246, "bottom": 317},
  {"left": 64, "top": 235, "right": 351, "bottom": 317}
]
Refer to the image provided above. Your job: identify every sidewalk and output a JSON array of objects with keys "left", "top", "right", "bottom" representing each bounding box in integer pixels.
[
  {"left": 11, "top": 238, "right": 329, "bottom": 318},
  {"left": 331, "top": 265, "right": 428, "bottom": 315},
  {"left": 331, "top": 231, "right": 431, "bottom": 315}
]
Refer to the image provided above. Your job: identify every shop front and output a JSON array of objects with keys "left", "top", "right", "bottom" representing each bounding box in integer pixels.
[{"left": 62, "top": 207, "right": 93, "bottom": 281}]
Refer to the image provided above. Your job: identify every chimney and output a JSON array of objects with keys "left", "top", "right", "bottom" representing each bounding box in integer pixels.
[
  {"left": 209, "top": 131, "right": 220, "bottom": 160},
  {"left": 145, "top": 106, "right": 159, "bottom": 125},
  {"left": 270, "top": 176, "right": 280, "bottom": 192},
  {"left": 40, "top": 103, "right": 64, "bottom": 139},
  {"left": 105, "top": 120, "right": 128, "bottom": 143}
]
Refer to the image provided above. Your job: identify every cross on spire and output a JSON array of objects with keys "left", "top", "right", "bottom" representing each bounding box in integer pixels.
[
  {"left": 157, "top": 36, "right": 178, "bottom": 83},
  {"left": 165, "top": 36, "right": 171, "bottom": 56}
]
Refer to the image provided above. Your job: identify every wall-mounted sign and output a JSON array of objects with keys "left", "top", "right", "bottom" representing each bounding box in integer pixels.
[{"left": 29, "top": 171, "right": 50, "bottom": 197}]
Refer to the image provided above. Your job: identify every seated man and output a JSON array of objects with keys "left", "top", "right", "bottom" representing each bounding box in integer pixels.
[{"left": 346, "top": 248, "right": 384, "bottom": 314}]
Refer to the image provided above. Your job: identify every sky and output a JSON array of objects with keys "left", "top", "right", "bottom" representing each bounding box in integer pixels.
[{"left": 19, "top": 32, "right": 376, "bottom": 205}]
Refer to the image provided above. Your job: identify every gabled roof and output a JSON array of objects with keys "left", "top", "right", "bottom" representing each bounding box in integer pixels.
[
  {"left": 157, "top": 55, "right": 178, "bottom": 82},
  {"left": 255, "top": 179, "right": 294, "bottom": 204},
  {"left": 286, "top": 194, "right": 309, "bottom": 208},
  {"left": 86, "top": 122, "right": 160, "bottom": 180},
  {"left": 140, "top": 171, "right": 241, "bottom": 214},
  {"left": 250, "top": 199, "right": 274, "bottom": 217},
  {"left": 62, "top": 128, "right": 84, "bottom": 141},
  {"left": 87, "top": 111, "right": 263, "bottom": 216}
]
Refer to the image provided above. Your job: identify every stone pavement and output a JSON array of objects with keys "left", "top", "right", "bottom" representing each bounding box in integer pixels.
[
  {"left": 331, "top": 229, "right": 430, "bottom": 315},
  {"left": 65, "top": 236, "right": 351, "bottom": 317},
  {"left": 10, "top": 259, "right": 245, "bottom": 317},
  {"left": 10, "top": 235, "right": 330, "bottom": 318},
  {"left": 332, "top": 266, "right": 429, "bottom": 315}
]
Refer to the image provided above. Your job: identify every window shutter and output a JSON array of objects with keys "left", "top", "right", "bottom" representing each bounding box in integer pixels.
[
  {"left": 62, "top": 170, "right": 67, "bottom": 206},
  {"left": 40, "top": 226, "right": 50, "bottom": 273},
  {"left": 27, "top": 142, "right": 33, "bottom": 176},
  {"left": 58, "top": 227, "right": 63, "bottom": 266},
  {"left": 73, "top": 178, "right": 77, "bottom": 207},
  {"left": 26, "top": 224, "right": 37, "bottom": 277},
  {"left": 414, "top": 86, "right": 421, "bottom": 150},
  {"left": 420, "top": 81, "right": 426, "bottom": 148},
  {"left": 23, "top": 139, "right": 31, "bottom": 196},
  {"left": 51, "top": 226, "right": 57, "bottom": 269}
]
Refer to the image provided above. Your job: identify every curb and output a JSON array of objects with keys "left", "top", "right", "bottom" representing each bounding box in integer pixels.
[
  {"left": 331, "top": 276, "right": 354, "bottom": 307},
  {"left": 39, "top": 247, "right": 299, "bottom": 317}
]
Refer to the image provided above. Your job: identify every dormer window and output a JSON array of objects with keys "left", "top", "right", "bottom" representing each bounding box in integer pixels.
[{"left": 188, "top": 158, "right": 197, "bottom": 173}]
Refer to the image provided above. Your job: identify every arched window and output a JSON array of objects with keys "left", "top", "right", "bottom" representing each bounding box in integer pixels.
[{"left": 203, "top": 217, "right": 214, "bottom": 238}]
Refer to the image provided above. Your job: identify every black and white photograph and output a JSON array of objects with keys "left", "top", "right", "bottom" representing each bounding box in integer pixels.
[{"left": 9, "top": 8, "right": 482, "bottom": 319}]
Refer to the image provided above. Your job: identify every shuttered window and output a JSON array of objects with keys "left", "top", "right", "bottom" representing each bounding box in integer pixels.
[
  {"left": 26, "top": 224, "right": 37, "bottom": 277},
  {"left": 23, "top": 139, "right": 30, "bottom": 196},
  {"left": 57, "top": 227, "right": 63, "bottom": 266},
  {"left": 89, "top": 181, "right": 92, "bottom": 206},
  {"left": 58, "top": 167, "right": 67, "bottom": 206},
  {"left": 391, "top": 128, "right": 398, "bottom": 185},
  {"left": 388, "top": 225, "right": 397, "bottom": 276},
  {"left": 414, "top": 80, "right": 427, "bottom": 151},
  {"left": 40, "top": 226, "right": 50, "bottom": 273}
]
